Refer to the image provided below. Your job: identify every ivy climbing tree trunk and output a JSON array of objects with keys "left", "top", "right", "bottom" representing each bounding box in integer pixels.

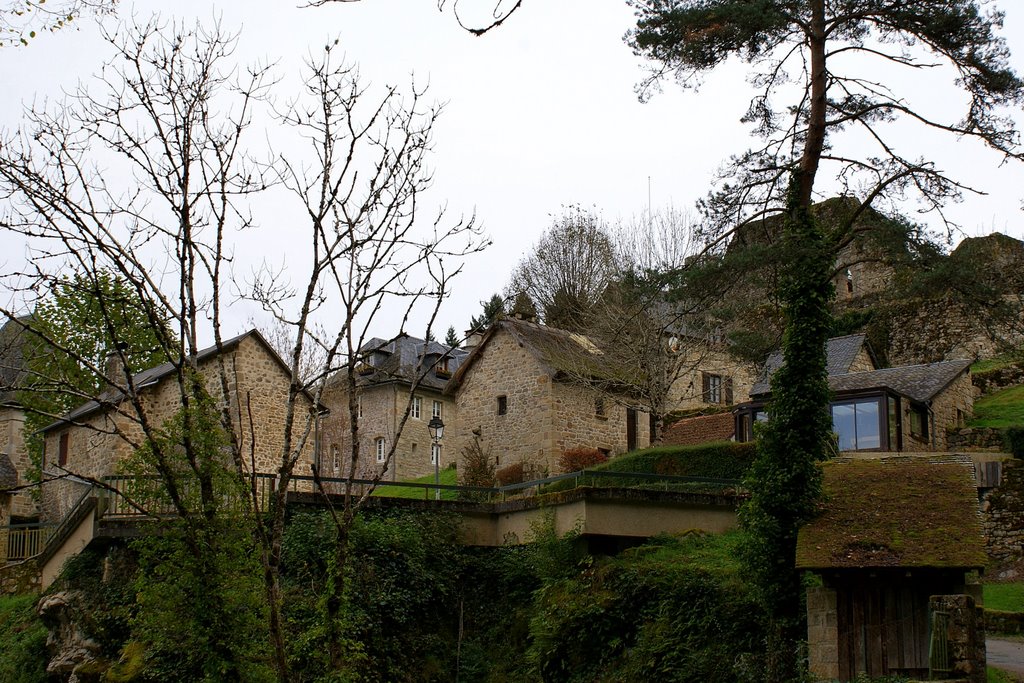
[{"left": 739, "top": 175, "right": 835, "bottom": 679}]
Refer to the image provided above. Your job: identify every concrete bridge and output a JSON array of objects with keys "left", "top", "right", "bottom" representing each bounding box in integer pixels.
[{"left": 26, "top": 473, "right": 744, "bottom": 589}]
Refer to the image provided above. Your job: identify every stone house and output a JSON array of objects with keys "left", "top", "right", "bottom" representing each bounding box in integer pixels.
[
  {"left": 669, "top": 343, "right": 759, "bottom": 412},
  {"left": 39, "top": 329, "right": 321, "bottom": 523},
  {"left": 798, "top": 459, "right": 986, "bottom": 682},
  {"left": 446, "top": 317, "right": 651, "bottom": 478},
  {"left": 0, "top": 317, "right": 39, "bottom": 525},
  {"left": 320, "top": 335, "right": 467, "bottom": 482},
  {"left": 734, "top": 333, "right": 973, "bottom": 451}
]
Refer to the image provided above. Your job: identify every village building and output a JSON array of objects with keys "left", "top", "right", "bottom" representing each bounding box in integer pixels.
[
  {"left": 320, "top": 335, "right": 467, "bottom": 482},
  {"left": 734, "top": 334, "right": 973, "bottom": 452},
  {"left": 38, "top": 329, "right": 321, "bottom": 523},
  {"left": 446, "top": 317, "right": 651, "bottom": 478},
  {"left": 799, "top": 459, "right": 986, "bottom": 682},
  {"left": 0, "top": 317, "right": 40, "bottom": 527}
]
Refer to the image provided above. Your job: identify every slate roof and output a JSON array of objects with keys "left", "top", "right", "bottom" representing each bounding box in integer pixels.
[
  {"left": 827, "top": 359, "right": 972, "bottom": 404},
  {"left": 796, "top": 460, "right": 985, "bottom": 570},
  {"left": 44, "top": 329, "right": 315, "bottom": 431},
  {"left": 750, "top": 334, "right": 871, "bottom": 396},
  {"left": 353, "top": 334, "right": 468, "bottom": 392}
]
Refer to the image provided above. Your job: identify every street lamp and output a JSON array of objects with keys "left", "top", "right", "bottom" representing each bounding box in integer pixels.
[{"left": 428, "top": 415, "right": 444, "bottom": 501}]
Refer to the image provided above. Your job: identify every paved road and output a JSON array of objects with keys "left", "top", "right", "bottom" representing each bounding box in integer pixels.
[{"left": 989, "top": 638, "right": 1024, "bottom": 676}]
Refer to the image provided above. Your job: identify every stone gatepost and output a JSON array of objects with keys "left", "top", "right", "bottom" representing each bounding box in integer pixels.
[
  {"left": 806, "top": 585, "right": 839, "bottom": 681},
  {"left": 929, "top": 594, "right": 986, "bottom": 683}
]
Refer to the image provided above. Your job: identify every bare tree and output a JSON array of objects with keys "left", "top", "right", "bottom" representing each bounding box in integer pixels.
[
  {"left": 507, "top": 204, "right": 618, "bottom": 332},
  {"left": 252, "top": 42, "right": 486, "bottom": 670},
  {"left": 1, "top": 0, "right": 117, "bottom": 46},
  {"left": 0, "top": 18, "right": 483, "bottom": 681}
]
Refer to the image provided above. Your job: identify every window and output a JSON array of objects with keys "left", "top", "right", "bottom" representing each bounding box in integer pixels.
[
  {"left": 702, "top": 373, "right": 722, "bottom": 404},
  {"left": 357, "top": 397, "right": 362, "bottom": 419},
  {"left": 432, "top": 400, "right": 442, "bottom": 419},
  {"left": 331, "top": 445, "right": 340, "bottom": 471},
  {"left": 58, "top": 433, "right": 69, "bottom": 468},
  {"left": 910, "top": 405, "right": 929, "bottom": 440},
  {"left": 431, "top": 443, "right": 441, "bottom": 466},
  {"left": 594, "top": 397, "right": 606, "bottom": 417},
  {"left": 497, "top": 395, "right": 507, "bottom": 415},
  {"left": 376, "top": 438, "right": 386, "bottom": 463},
  {"left": 411, "top": 396, "right": 422, "bottom": 419},
  {"left": 831, "top": 399, "right": 882, "bottom": 451}
]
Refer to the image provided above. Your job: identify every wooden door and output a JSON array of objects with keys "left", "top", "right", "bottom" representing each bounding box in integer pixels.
[
  {"left": 626, "top": 408, "right": 637, "bottom": 451},
  {"left": 836, "top": 584, "right": 930, "bottom": 680}
]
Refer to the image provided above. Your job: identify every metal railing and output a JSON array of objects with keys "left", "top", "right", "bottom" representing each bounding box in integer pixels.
[
  {"left": 0, "top": 523, "right": 55, "bottom": 563},
  {"left": 93, "top": 468, "right": 743, "bottom": 518}
]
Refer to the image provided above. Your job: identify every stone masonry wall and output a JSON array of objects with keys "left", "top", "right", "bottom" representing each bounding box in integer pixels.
[
  {"left": 321, "top": 382, "right": 458, "bottom": 483},
  {"left": 662, "top": 412, "right": 735, "bottom": 446},
  {"left": 1, "top": 406, "right": 38, "bottom": 520},
  {"left": 983, "top": 458, "right": 1024, "bottom": 563},
  {"left": 550, "top": 382, "right": 650, "bottom": 474},
  {"left": 453, "top": 330, "right": 553, "bottom": 478},
  {"left": 806, "top": 585, "right": 839, "bottom": 682},
  {"left": 671, "top": 347, "right": 758, "bottom": 412},
  {"left": 40, "top": 335, "right": 317, "bottom": 523},
  {"left": 928, "top": 373, "right": 974, "bottom": 452}
]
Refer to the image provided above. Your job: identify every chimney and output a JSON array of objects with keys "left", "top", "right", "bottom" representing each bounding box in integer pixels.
[
  {"left": 104, "top": 343, "right": 130, "bottom": 390},
  {"left": 463, "top": 329, "right": 483, "bottom": 352}
]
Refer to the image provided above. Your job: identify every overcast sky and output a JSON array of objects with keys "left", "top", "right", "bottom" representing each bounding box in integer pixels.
[{"left": 2, "top": 1, "right": 1023, "bottom": 342}]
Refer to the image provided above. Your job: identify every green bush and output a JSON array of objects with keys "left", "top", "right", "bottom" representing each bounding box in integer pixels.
[
  {"left": 1002, "top": 426, "right": 1024, "bottom": 458},
  {"left": 599, "top": 441, "right": 756, "bottom": 480},
  {"left": 0, "top": 594, "right": 48, "bottom": 683},
  {"left": 527, "top": 530, "right": 764, "bottom": 683}
]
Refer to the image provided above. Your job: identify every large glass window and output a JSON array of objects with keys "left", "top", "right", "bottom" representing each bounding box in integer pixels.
[{"left": 831, "top": 399, "right": 882, "bottom": 451}]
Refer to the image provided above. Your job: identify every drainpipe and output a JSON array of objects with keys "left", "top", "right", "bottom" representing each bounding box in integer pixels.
[{"left": 928, "top": 401, "right": 936, "bottom": 450}]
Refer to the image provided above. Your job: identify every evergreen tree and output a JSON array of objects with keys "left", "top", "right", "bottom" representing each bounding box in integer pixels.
[
  {"left": 444, "top": 325, "right": 460, "bottom": 348},
  {"left": 468, "top": 293, "right": 505, "bottom": 332},
  {"left": 629, "top": 2, "right": 1022, "bottom": 676}
]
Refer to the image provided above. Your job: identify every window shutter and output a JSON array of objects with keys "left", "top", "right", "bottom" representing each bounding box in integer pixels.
[
  {"left": 701, "top": 372, "right": 710, "bottom": 401},
  {"left": 724, "top": 377, "right": 734, "bottom": 405}
]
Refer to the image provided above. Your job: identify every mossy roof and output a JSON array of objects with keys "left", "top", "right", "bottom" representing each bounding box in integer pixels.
[
  {"left": 796, "top": 460, "right": 985, "bottom": 571},
  {"left": 447, "top": 317, "right": 640, "bottom": 397}
]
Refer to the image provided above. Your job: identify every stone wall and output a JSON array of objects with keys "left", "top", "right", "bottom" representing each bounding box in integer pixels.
[
  {"left": 973, "top": 362, "right": 1024, "bottom": 396},
  {"left": 887, "top": 296, "right": 1023, "bottom": 366},
  {"left": 670, "top": 347, "right": 758, "bottom": 412},
  {"left": 321, "top": 382, "right": 458, "bottom": 483},
  {"left": 806, "top": 585, "right": 839, "bottom": 681},
  {"left": 947, "top": 427, "right": 1006, "bottom": 452},
  {"left": 901, "top": 372, "right": 973, "bottom": 452},
  {"left": 453, "top": 330, "right": 554, "bottom": 478},
  {"left": 0, "top": 405, "right": 38, "bottom": 520},
  {"left": 551, "top": 383, "right": 650, "bottom": 473},
  {"left": 929, "top": 594, "right": 986, "bottom": 683},
  {"left": 662, "top": 412, "right": 734, "bottom": 446},
  {"left": 983, "top": 458, "right": 1024, "bottom": 563},
  {"left": 40, "top": 334, "right": 317, "bottom": 523},
  {"left": 0, "top": 558, "right": 40, "bottom": 594}
]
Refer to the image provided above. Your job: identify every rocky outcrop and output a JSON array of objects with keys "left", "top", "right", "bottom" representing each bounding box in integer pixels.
[{"left": 37, "top": 591, "right": 104, "bottom": 682}]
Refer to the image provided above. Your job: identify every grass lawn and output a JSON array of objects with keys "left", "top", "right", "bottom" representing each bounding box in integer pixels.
[
  {"left": 969, "top": 384, "right": 1024, "bottom": 428},
  {"left": 372, "top": 467, "right": 460, "bottom": 500},
  {"left": 973, "top": 354, "right": 1021, "bottom": 374},
  {"left": 989, "top": 666, "right": 1024, "bottom": 683},
  {"left": 986, "top": 583, "right": 1024, "bottom": 613}
]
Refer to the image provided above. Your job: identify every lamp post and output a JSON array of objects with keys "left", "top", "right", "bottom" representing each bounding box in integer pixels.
[{"left": 428, "top": 415, "right": 444, "bottom": 501}]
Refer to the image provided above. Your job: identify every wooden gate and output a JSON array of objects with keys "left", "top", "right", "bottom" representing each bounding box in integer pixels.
[{"left": 836, "top": 583, "right": 931, "bottom": 680}]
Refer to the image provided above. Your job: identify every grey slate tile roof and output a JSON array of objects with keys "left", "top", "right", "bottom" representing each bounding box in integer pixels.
[
  {"left": 827, "top": 359, "right": 972, "bottom": 403},
  {"left": 354, "top": 335, "right": 468, "bottom": 392},
  {"left": 751, "top": 333, "right": 869, "bottom": 396}
]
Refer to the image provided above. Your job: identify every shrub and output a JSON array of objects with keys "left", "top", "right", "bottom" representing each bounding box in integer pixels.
[
  {"left": 461, "top": 435, "right": 496, "bottom": 488},
  {"left": 557, "top": 447, "right": 608, "bottom": 473},
  {"left": 0, "top": 594, "right": 48, "bottom": 683},
  {"left": 497, "top": 461, "right": 525, "bottom": 486},
  {"left": 600, "top": 441, "right": 756, "bottom": 480},
  {"left": 1003, "top": 426, "right": 1024, "bottom": 458}
]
